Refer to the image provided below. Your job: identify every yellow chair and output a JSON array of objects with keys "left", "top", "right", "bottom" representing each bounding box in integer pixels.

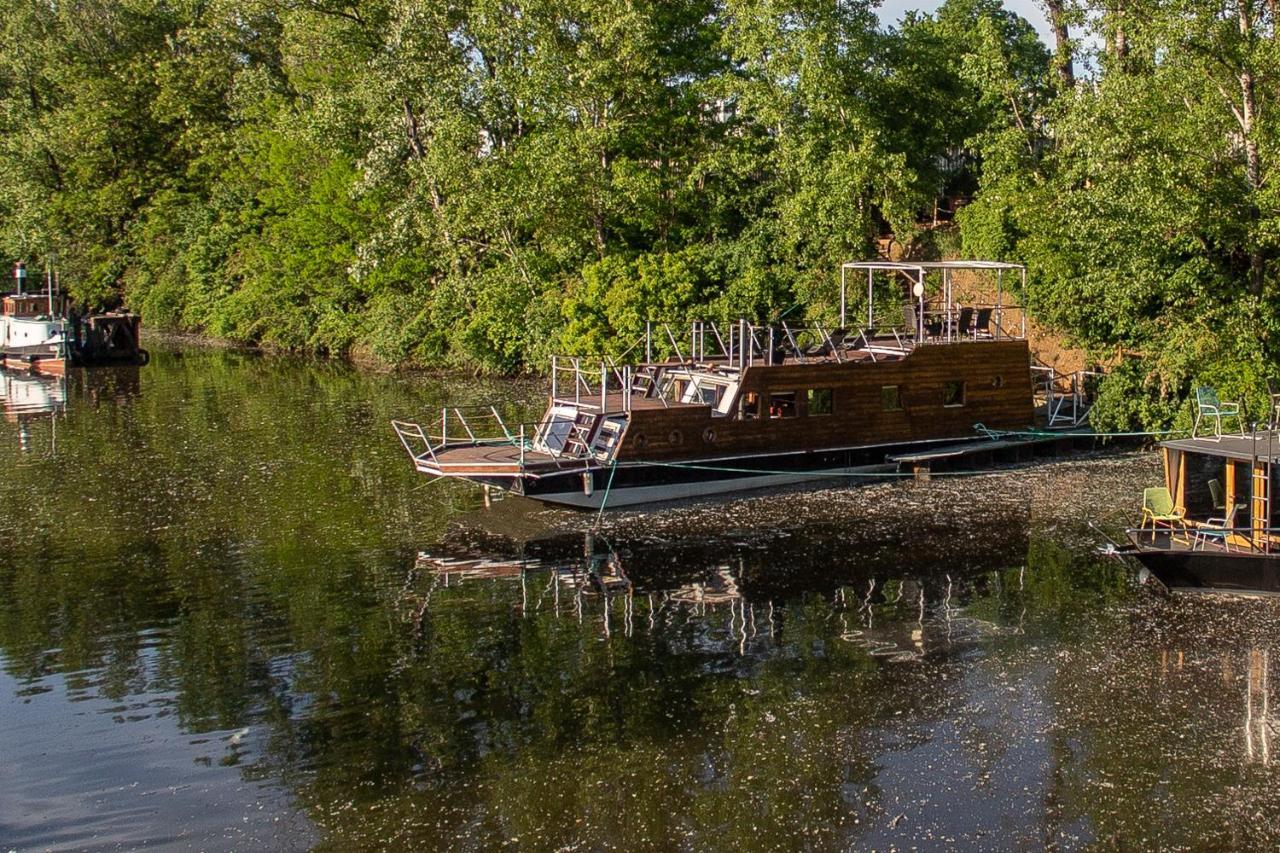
[{"left": 1141, "top": 487, "right": 1187, "bottom": 541}]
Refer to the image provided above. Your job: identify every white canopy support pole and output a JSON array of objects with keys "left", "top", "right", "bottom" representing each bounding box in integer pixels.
[
  {"left": 840, "top": 266, "right": 847, "bottom": 329},
  {"left": 867, "top": 269, "right": 874, "bottom": 330},
  {"left": 1021, "top": 267, "right": 1028, "bottom": 338},
  {"left": 943, "top": 268, "right": 952, "bottom": 342},
  {"left": 996, "top": 270, "right": 1004, "bottom": 340},
  {"left": 917, "top": 269, "right": 925, "bottom": 344}
]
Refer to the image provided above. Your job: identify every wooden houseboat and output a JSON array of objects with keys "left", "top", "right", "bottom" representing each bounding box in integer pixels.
[
  {"left": 394, "top": 260, "right": 1067, "bottom": 509},
  {"left": 1113, "top": 427, "right": 1280, "bottom": 593}
]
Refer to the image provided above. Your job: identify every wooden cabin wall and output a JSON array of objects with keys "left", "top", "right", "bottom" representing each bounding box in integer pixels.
[{"left": 616, "top": 341, "right": 1035, "bottom": 462}]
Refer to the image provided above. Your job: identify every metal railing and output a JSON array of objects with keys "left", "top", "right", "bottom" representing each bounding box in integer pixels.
[
  {"left": 1129, "top": 524, "right": 1280, "bottom": 555},
  {"left": 1032, "top": 364, "right": 1102, "bottom": 428}
]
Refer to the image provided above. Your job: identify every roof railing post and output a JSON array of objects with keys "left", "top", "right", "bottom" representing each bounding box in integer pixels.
[
  {"left": 645, "top": 322, "right": 652, "bottom": 364},
  {"left": 840, "top": 265, "right": 847, "bottom": 329},
  {"left": 552, "top": 354, "right": 558, "bottom": 401},
  {"left": 867, "top": 269, "right": 874, "bottom": 330},
  {"left": 601, "top": 361, "right": 607, "bottom": 413}
]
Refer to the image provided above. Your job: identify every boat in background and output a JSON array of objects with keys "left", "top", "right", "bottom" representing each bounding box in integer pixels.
[
  {"left": 2, "top": 262, "right": 147, "bottom": 376},
  {"left": 394, "top": 259, "right": 1095, "bottom": 509}
]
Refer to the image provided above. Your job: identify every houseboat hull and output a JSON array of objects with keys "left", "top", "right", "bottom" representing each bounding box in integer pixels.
[
  {"left": 454, "top": 444, "right": 931, "bottom": 509},
  {"left": 1120, "top": 542, "right": 1280, "bottom": 595}
]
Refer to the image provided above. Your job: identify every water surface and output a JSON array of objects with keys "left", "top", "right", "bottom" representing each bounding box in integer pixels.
[{"left": 1, "top": 346, "right": 1277, "bottom": 850}]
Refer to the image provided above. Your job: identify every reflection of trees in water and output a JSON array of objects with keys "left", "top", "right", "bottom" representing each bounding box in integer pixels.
[{"left": 0, "top": 350, "right": 1162, "bottom": 849}]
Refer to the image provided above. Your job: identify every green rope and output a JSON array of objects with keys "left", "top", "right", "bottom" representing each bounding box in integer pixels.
[
  {"left": 645, "top": 460, "right": 999, "bottom": 479},
  {"left": 594, "top": 459, "right": 619, "bottom": 525},
  {"left": 971, "top": 423, "right": 1183, "bottom": 440}
]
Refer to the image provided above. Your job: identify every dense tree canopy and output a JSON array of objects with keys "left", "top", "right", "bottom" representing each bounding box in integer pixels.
[{"left": 2, "top": 0, "right": 1278, "bottom": 427}]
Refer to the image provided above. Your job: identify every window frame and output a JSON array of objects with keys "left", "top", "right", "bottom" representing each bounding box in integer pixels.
[
  {"left": 881, "top": 385, "right": 903, "bottom": 412},
  {"left": 768, "top": 391, "right": 799, "bottom": 419},
  {"left": 807, "top": 387, "right": 834, "bottom": 416}
]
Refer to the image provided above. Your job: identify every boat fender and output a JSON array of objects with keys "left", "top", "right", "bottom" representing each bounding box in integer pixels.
[
  {"left": 135, "top": 348, "right": 150, "bottom": 366},
  {"left": 582, "top": 472, "right": 594, "bottom": 496}
]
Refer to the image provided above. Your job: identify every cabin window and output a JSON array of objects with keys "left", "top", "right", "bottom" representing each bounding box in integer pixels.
[
  {"left": 943, "top": 380, "right": 966, "bottom": 407},
  {"left": 769, "top": 392, "right": 797, "bottom": 419},
  {"left": 881, "top": 385, "right": 902, "bottom": 412},
  {"left": 741, "top": 391, "right": 761, "bottom": 420},
  {"left": 807, "top": 388, "right": 833, "bottom": 416}
]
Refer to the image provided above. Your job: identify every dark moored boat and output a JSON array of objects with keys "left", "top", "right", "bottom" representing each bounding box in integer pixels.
[
  {"left": 393, "top": 260, "right": 1080, "bottom": 509},
  {"left": 1113, "top": 427, "right": 1280, "bottom": 594}
]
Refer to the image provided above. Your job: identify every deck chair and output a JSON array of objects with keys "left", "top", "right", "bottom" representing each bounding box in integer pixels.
[
  {"left": 1140, "top": 486, "right": 1187, "bottom": 541},
  {"left": 954, "top": 307, "right": 974, "bottom": 339},
  {"left": 1192, "top": 505, "right": 1238, "bottom": 552},
  {"left": 972, "top": 307, "right": 993, "bottom": 339},
  {"left": 1192, "top": 386, "right": 1244, "bottom": 440}
]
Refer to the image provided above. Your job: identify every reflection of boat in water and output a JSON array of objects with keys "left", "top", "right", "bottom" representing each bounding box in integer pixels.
[
  {"left": 411, "top": 503, "right": 1032, "bottom": 652},
  {"left": 0, "top": 369, "right": 66, "bottom": 423},
  {"left": 1108, "top": 426, "right": 1280, "bottom": 594},
  {"left": 394, "top": 260, "right": 1077, "bottom": 509}
]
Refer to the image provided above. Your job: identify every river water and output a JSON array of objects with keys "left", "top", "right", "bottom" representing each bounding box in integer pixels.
[{"left": 2, "top": 345, "right": 1279, "bottom": 851}]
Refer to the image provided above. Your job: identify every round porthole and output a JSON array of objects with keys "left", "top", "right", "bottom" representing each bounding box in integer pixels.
[
  {"left": 668, "top": 429, "right": 684, "bottom": 446},
  {"left": 992, "top": 375, "right": 1005, "bottom": 389},
  {"left": 702, "top": 427, "right": 717, "bottom": 444}
]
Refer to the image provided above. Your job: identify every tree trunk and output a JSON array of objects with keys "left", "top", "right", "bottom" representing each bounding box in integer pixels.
[
  {"left": 1044, "top": 0, "right": 1075, "bottom": 87},
  {"left": 1239, "top": 0, "right": 1264, "bottom": 295}
]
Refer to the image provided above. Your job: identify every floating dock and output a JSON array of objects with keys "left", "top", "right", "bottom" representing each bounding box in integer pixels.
[{"left": 887, "top": 428, "right": 1100, "bottom": 479}]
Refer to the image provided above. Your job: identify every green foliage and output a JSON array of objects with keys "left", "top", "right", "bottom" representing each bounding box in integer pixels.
[
  {"left": 0, "top": 0, "right": 1053, "bottom": 370},
  {"left": 960, "top": 0, "right": 1280, "bottom": 430}
]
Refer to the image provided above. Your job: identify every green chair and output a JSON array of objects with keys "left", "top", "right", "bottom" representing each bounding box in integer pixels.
[
  {"left": 1192, "top": 386, "right": 1244, "bottom": 440},
  {"left": 1140, "top": 487, "right": 1187, "bottom": 541}
]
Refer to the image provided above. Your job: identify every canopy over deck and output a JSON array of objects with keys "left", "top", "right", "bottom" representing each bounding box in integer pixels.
[{"left": 838, "top": 259, "right": 1027, "bottom": 341}]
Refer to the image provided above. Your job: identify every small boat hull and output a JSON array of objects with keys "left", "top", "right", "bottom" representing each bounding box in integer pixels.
[
  {"left": 1, "top": 347, "right": 67, "bottom": 377},
  {"left": 1119, "top": 535, "right": 1280, "bottom": 595}
]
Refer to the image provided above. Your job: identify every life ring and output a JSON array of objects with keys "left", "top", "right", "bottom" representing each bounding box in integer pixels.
[
  {"left": 702, "top": 427, "right": 716, "bottom": 444},
  {"left": 668, "top": 429, "right": 684, "bottom": 446}
]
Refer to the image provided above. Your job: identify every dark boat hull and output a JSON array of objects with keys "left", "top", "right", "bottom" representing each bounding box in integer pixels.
[{"left": 1123, "top": 544, "right": 1280, "bottom": 594}]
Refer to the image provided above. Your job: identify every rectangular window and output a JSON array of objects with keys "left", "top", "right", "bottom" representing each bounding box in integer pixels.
[
  {"left": 943, "top": 380, "right": 966, "bottom": 407},
  {"left": 881, "top": 385, "right": 902, "bottom": 411},
  {"left": 741, "top": 391, "right": 761, "bottom": 420},
  {"left": 768, "top": 391, "right": 798, "bottom": 419},
  {"left": 807, "top": 388, "right": 833, "bottom": 416}
]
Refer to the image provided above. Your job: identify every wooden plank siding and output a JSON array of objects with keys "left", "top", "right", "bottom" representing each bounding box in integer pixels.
[{"left": 615, "top": 340, "right": 1035, "bottom": 463}]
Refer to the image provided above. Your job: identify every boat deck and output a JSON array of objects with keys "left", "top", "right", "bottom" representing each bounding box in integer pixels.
[{"left": 417, "top": 443, "right": 589, "bottom": 476}]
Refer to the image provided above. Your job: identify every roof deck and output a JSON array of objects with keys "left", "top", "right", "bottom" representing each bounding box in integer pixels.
[{"left": 1161, "top": 431, "right": 1280, "bottom": 463}]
